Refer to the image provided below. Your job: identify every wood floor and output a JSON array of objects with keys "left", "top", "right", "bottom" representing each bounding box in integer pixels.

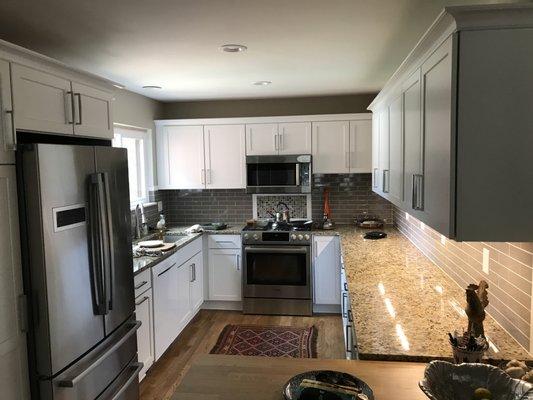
[{"left": 139, "top": 309, "right": 344, "bottom": 400}]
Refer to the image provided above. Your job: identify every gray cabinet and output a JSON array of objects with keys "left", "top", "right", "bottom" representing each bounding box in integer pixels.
[{"left": 370, "top": 4, "right": 533, "bottom": 241}]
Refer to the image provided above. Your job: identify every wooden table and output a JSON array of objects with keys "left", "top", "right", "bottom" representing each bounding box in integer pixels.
[{"left": 171, "top": 355, "right": 428, "bottom": 399}]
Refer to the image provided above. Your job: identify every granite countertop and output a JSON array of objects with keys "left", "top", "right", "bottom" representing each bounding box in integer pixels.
[
  {"left": 335, "top": 225, "right": 531, "bottom": 362},
  {"left": 132, "top": 225, "right": 244, "bottom": 275}
]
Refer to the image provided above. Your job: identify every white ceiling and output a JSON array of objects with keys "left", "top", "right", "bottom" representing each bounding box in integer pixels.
[{"left": 0, "top": 0, "right": 506, "bottom": 101}]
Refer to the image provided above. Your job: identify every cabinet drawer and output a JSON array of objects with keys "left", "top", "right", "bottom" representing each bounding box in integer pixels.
[
  {"left": 134, "top": 269, "right": 152, "bottom": 297},
  {"left": 208, "top": 235, "right": 241, "bottom": 249}
]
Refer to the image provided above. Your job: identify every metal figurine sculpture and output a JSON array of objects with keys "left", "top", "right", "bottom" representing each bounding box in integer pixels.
[{"left": 465, "top": 280, "right": 489, "bottom": 338}]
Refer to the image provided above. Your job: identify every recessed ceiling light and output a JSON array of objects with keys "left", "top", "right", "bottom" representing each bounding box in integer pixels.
[
  {"left": 113, "top": 83, "right": 125, "bottom": 89},
  {"left": 253, "top": 81, "right": 272, "bottom": 86},
  {"left": 142, "top": 85, "right": 162, "bottom": 89},
  {"left": 220, "top": 44, "right": 247, "bottom": 53}
]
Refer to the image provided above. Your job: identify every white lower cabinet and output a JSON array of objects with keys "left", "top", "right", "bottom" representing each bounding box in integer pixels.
[
  {"left": 0, "top": 166, "right": 30, "bottom": 399},
  {"left": 152, "top": 238, "right": 204, "bottom": 361},
  {"left": 208, "top": 248, "right": 242, "bottom": 301},
  {"left": 313, "top": 235, "right": 341, "bottom": 307},
  {"left": 189, "top": 251, "right": 204, "bottom": 312},
  {"left": 135, "top": 289, "right": 154, "bottom": 381},
  {"left": 152, "top": 257, "right": 180, "bottom": 360}
]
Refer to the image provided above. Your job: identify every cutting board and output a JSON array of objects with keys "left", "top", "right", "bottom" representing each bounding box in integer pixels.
[{"left": 142, "top": 242, "right": 177, "bottom": 253}]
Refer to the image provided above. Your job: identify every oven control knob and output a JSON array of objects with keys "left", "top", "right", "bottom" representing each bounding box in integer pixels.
[
  {"left": 304, "top": 234, "right": 310, "bottom": 240},
  {"left": 253, "top": 234, "right": 259, "bottom": 240},
  {"left": 297, "top": 234, "right": 303, "bottom": 241},
  {"left": 243, "top": 233, "right": 249, "bottom": 240},
  {"left": 291, "top": 234, "right": 297, "bottom": 240}
]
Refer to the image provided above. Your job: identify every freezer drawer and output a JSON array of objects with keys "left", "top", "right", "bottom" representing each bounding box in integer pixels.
[
  {"left": 97, "top": 359, "right": 142, "bottom": 400},
  {"left": 44, "top": 319, "right": 140, "bottom": 400}
]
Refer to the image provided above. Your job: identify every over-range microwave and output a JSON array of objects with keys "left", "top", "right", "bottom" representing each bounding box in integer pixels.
[{"left": 246, "top": 154, "right": 311, "bottom": 194}]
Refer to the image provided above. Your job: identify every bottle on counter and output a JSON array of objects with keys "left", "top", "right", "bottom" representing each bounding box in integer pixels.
[{"left": 156, "top": 214, "right": 166, "bottom": 239}]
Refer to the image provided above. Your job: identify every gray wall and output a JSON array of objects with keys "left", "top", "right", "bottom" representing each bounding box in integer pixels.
[{"left": 160, "top": 93, "right": 377, "bottom": 119}]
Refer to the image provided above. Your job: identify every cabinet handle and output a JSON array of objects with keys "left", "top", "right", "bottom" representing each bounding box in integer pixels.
[
  {"left": 274, "top": 133, "right": 278, "bottom": 150},
  {"left": 313, "top": 241, "right": 317, "bottom": 259},
  {"left": 135, "top": 296, "right": 149, "bottom": 306},
  {"left": 236, "top": 254, "right": 240, "bottom": 271},
  {"left": 373, "top": 168, "right": 378, "bottom": 188},
  {"left": 74, "top": 93, "right": 82, "bottom": 125},
  {"left": 207, "top": 169, "right": 212, "bottom": 185},
  {"left": 64, "top": 91, "right": 74, "bottom": 125},
  {"left": 157, "top": 262, "right": 176, "bottom": 277},
  {"left": 345, "top": 151, "right": 349, "bottom": 169},
  {"left": 190, "top": 263, "right": 196, "bottom": 282},
  {"left": 382, "top": 170, "right": 389, "bottom": 193},
  {"left": 348, "top": 309, "right": 353, "bottom": 322},
  {"left": 345, "top": 325, "right": 352, "bottom": 353},
  {"left": 201, "top": 169, "right": 205, "bottom": 185},
  {"left": 344, "top": 282, "right": 348, "bottom": 292},
  {"left": 134, "top": 281, "right": 148, "bottom": 290},
  {"left": 412, "top": 174, "right": 424, "bottom": 210},
  {"left": 411, "top": 174, "right": 417, "bottom": 209},
  {"left": 4, "top": 110, "right": 16, "bottom": 151},
  {"left": 341, "top": 292, "right": 347, "bottom": 318},
  {"left": 279, "top": 132, "right": 284, "bottom": 150}
]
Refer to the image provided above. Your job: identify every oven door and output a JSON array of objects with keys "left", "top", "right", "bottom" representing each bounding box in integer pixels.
[{"left": 243, "top": 245, "right": 311, "bottom": 299}]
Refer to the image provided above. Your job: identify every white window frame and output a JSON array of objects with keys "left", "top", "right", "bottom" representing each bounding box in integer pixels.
[{"left": 113, "top": 124, "right": 153, "bottom": 207}]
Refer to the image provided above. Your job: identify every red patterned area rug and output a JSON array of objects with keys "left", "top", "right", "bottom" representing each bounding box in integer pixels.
[{"left": 210, "top": 324, "right": 318, "bottom": 358}]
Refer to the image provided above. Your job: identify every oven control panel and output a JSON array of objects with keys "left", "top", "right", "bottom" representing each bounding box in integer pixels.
[{"left": 242, "top": 231, "right": 311, "bottom": 245}]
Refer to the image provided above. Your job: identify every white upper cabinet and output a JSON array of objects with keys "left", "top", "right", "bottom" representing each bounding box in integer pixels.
[
  {"left": 246, "top": 123, "right": 278, "bottom": 155},
  {"left": 278, "top": 122, "right": 311, "bottom": 154},
  {"left": 402, "top": 69, "right": 423, "bottom": 212},
  {"left": 312, "top": 121, "right": 350, "bottom": 174},
  {"left": 371, "top": 113, "right": 380, "bottom": 189},
  {"left": 0, "top": 60, "right": 15, "bottom": 164},
  {"left": 349, "top": 119, "right": 372, "bottom": 173},
  {"left": 377, "top": 109, "right": 390, "bottom": 193},
  {"left": 11, "top": 64, "right": 114, "bottom": 140},
  {"left": 71, "top": 82, "right": 113, "bottom": 139},
  {"left": 0, "top": 166, "right": 30, "bottom": 400},
  {"left": 11, "top": 64, "right": 74, "bottom": 135},
  {"left": 165, "top": 125, "right": 205, "bottom": 189},
  {"left": 388, "top": 93, "right": 404, "bottom": 205},
  {"left": 204, "top": 124, "right": 246, "bottom": 189}
]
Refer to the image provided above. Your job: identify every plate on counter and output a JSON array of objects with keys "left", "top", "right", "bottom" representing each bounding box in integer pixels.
[
  {"left": 138, "top": 240, "right": 164, "bottom": 248},
  {"left": 283, "top": 370, "right": 373, "bottom": 400}
]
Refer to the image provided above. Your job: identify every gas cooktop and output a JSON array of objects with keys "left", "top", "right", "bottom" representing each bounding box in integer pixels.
[{"left": 242, "top": 220, "right": 313, "bottom": 232}]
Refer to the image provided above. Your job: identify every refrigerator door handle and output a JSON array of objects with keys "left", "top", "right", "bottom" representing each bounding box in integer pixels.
[
  {"left": 101, "top": 172, "right": 115, "bottom": 310},
  {"left": 109, "top": 362, "right": 143, "bottom": 400},
  {"left": 89, "top": 173, "right": 107, "bottom": 315},
  {"left": 57, "top": 320, "right": 141, "bottom": 388}
]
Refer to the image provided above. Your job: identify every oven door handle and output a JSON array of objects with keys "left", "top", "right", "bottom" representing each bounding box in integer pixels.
[{"left": 244, "top": 246, "right": 309, "bottom": 254}]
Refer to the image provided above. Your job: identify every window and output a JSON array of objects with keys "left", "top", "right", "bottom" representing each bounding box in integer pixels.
[{"left": 113, "top": 125, "right": 151, "bottom": 205}]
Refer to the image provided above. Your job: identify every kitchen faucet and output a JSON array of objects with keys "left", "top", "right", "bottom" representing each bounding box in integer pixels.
[{"left": 134, "top": 203, "right": 149, "bottom": 239}]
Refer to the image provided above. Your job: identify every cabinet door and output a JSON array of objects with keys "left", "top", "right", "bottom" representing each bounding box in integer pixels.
[
  {"left": 167, "top": 125, "right": 206, "bottom": 189},
  {"left": 278, "top": 122, "right": 311, "bottom": 154},
  {"left": 0, "top": 166, "right": 30, "bottom": 399},
  {"left": 208, "top": 249, "right": 241, "bottom": 301},
  {"left": 402, "top": 69, "right": 423, "bottom": 212},
  {"left": 388, "top": 94, "right": 404, "bottom": 205},
  {"left": 245, "top": 123, "right": 278, "bottom": 155},
  {"left": 205, "top": 125, "right": 246, "bottom": 189},
  {"left": 420, "top": 37, "right": 453, "bottom": 235},
  {"left": 349, "top": 119, "right": 372, "bottom": 173},
  {"left": 378, "top": 108, "right": 390, "bottom": 194},
  {"left": 11, "top": 64, "right": 74, "bottom": 135},
  {"left": 0, "top": 60, "right": 15, "bottom": 164},
  {"left": 135, "top": 290, "right": 154, "bottom": 381},
  {"left": 313, "top": 236, "right": 340, "bottom": 305},
  {"left": 188, "top": 252, "right": 204, "bottom": 312},
  {"left": 371, "top": 113, "right": 380, "bottom": 189},
  {"left": 176, "top": 262, "right": 192, "bottom": 332},
  {"left": 71, "top": 82, "right": 113, "bottom": 139},
  {"left": 152, "top": 260, "right": 178, "bottom": 360},
  {"left": 312, "top": 121, "right": 350, "bottom": 173}
]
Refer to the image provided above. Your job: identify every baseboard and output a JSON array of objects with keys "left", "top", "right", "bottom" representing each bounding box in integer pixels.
[
  {"left": 313, "top": 304, "right": 341, "bottom": 314},
  {"left": 202, "top": 300, "right": 243, "bottom": 311}
]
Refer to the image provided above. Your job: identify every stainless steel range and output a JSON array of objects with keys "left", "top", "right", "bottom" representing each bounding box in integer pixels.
[{"left": 242, "top": 221, "right": 313, "bottom": 316}]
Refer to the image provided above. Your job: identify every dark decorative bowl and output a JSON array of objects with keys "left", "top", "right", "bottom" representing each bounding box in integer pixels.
[
  {"left": 283, "top": 370, "right": 374, "bottom": 400},
  {"left": 419, "top": 361, "right": 533, "bottom": 400}
]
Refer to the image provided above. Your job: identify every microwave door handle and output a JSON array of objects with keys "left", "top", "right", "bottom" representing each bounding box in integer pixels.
[{"left": 295, "top": 163, "right": 300, "bottom": 186}]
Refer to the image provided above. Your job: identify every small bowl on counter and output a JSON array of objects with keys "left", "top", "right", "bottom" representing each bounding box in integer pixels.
[{"left": 419, "top": 361, "right": 533, "bottom": 400}]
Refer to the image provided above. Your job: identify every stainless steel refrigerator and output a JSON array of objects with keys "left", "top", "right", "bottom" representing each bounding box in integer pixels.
[{"left": 18, "top": 143, "right": 141, "bottom": 400}]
